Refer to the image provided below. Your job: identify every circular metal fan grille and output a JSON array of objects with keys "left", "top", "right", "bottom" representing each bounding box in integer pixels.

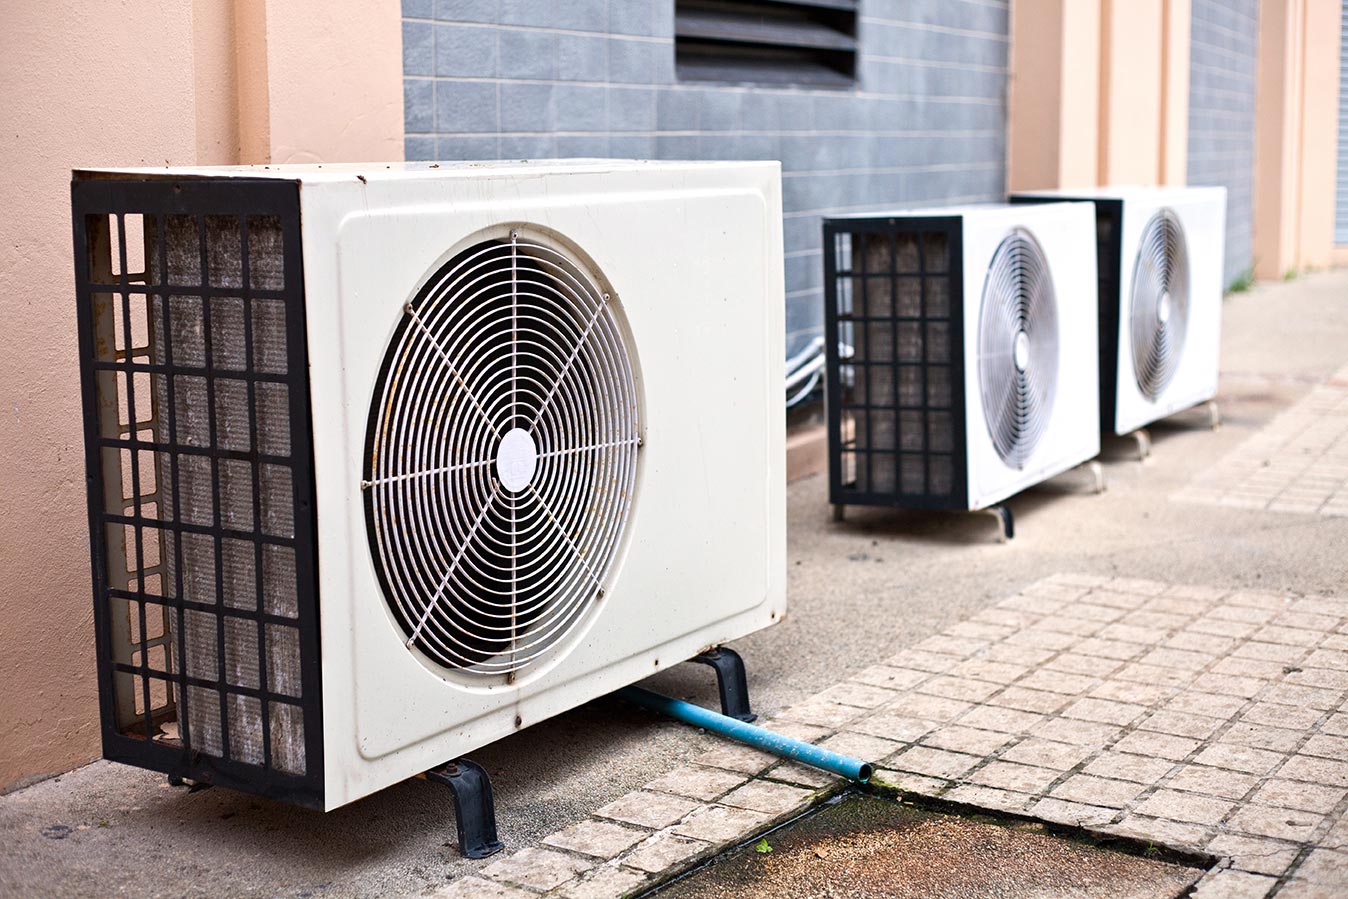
[
  {"left": 363, "top": 231, "right": 641, "bottom": 676},
  {"left": 1130, "top": 209, "right": 1189, "bottom": 400},
  {"left": 978, "top": 227, "right": 1059, "bottom": 470}
]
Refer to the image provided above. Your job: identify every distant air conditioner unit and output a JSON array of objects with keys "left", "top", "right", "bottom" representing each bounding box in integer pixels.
[
  {"left": 822, "top": 203, "right": 1100, "bottom": 526},
  {"left": 72, "top": 160, "right": 785, "bottom": 813},
  {"left": 1010, "top": 186, "right": 1226, "bottom": 438}
]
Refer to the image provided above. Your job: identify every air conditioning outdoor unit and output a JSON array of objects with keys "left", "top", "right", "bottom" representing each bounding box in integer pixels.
[
  {"left": 71, "top": 160, "right": 786, "bottom": 814},
  {"left": 1009, "top": 186, "right": 1227, "bottom": 440},
  {"left": 822, "top": 203, "right": 1100, "bottom": 531}
]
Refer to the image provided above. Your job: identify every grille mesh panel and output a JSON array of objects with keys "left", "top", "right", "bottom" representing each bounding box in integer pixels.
[
  {"left": 977, "top": 228, "right": 1058, "bottom": 470},
  {"left": 365, "top": 234, "right": 640, "bottom": 676},
  {"left": 74, "top": 178, "right": 322, "bottom": 806},
  {"left": 1131, "top": 209, "right": 1190, "bottom": 400},
  {"left": 824, "top": 219, "right": 965, "bottom": 508}
]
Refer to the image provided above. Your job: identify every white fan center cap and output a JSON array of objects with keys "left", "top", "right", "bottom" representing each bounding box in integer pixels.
[
  {"left": 1013, "top": 330, "right": 1030, "bottom": 373},
  {"left": 1157, "top": 291, "right": 1172, "bottom": 324},
  {"left": 496, "top": 427, "right": 538, "bottom": 493}
]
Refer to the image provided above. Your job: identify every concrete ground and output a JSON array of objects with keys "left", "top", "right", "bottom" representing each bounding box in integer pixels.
[{"left": 1, "top": 270, "right": 1346, "bottom": 898}]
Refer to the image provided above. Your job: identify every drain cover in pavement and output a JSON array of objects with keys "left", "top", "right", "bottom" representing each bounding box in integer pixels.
[{"left": 647, "top": 795, "right": 1204, "bottom": 899}]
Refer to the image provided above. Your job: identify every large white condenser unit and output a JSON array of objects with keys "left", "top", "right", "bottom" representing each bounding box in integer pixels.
[{"left": 71, "top": 160, "right": 785, "bottom": 814}]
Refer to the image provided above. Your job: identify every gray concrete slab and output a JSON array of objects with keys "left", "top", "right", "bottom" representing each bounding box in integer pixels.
[{"left": 2, "top": 270, "right": 1346, "bottom": 898}]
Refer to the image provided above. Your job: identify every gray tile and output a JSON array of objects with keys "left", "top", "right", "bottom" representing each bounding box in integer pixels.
[
  {"left": 434, "top": 23, "right": 497, "bottom": 77},
  {"left": 403, "top": 20, "right": 434, "bottom": 76},
  {"left": 434, "top": 80, "right": 498, "bottom": 133}
]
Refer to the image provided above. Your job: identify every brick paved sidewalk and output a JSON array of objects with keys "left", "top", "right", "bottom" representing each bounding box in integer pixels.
[
  {"left": 1176, "top": 365, "right": 1348, "bottom": 516},
  {"left": 432, "top": 574, "right": 1348, "bottom": 899}
]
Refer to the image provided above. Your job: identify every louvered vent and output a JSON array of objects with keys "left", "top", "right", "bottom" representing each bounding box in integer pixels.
[
  {"left": 365, "top": 232, "right": 641, "bottom": 676},
  {"left": 1131, "top": 209, "right": 1189, "bottom": 400},
  {"left": 978, "top": 228, "right": 1058, "bottom": 470},
  {"left": 73, "top": 178, "right": 323, "bottom": 806}
]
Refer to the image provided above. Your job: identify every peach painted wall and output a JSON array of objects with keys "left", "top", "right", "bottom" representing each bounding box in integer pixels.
[{"left": 0, "top": 0, "right": 402, "bottom": 793}]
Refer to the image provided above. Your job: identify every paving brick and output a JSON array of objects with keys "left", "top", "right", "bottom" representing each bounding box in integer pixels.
[
  {"left": 943, "top": 783, "right": 1031, "bottom": 812},
  {"left": 1264, "top": 683, "right": 1341, "bottom": 709},
  {"left": 1189, "top": 868, "right": 1277, "bottom": 899},
  {"left": 644, "top": 766, "right": 747, "bottom": 801},
  {"left": 1017, "top": 669, "right": 1100, "bottom": 696},
  {"left": 543, "top": 820, "right": 647, "bottom": 859},
  {"left": 914, "top": 634, "right": 989, "bottom": 659},
  {"left": 1134, "top": 788, "right": 1236, "bottom": 825},
  {"left": 984, "top": 686, "right": 1071, "bottom": 714},
  {"left": 1191, "top": 672, "right": 1267, "bottom": 699},
  {"left": 1141, "top": 710, "right": 1227, "bottom": 740},
  {"left": 1087, "top": 589, "right": 1152, "bottom": 610},
  {"left": 1035, "top": 717, "right": 1123, "bottom": 747},
  {"left": 1030, "top": 796, "right": 1119, "bottom": 827},
  {"left": 1083, "top": 752, "right": 1176, "bottom": 784},
  {"left": 848, "top": 712, "right": 938, "bottom": 743},
  {"left": 1206, "top": 833, "right": 1302, "bottom": 877},
  {"left": 814, "top": 681, "right": 901, "bottom": 709},
  {"left": 777, "top": 699, "right": 863, "bottom": 729},
  {"left": 622, "top": 831, "right": 711, "bottom": 874},
  {"left": 999, "top": 737, "right": 1094, "bottom": 771},
  {"left": 556, "top": 864, "right": 650, "bottom": 899},
  {"left": 1279, "top": 755, "right": 1348, "bottom": 788},
  {"left": 1233, "top": 640, "right": 1308, "bottom": 663},
  {"left": 887, "top": 693, "right": 972, "bottom": 723},
  {"left": 1226, "top": 804, "right": 1324, "bottom": 841},
  {"left": 756, "top": 718, "right": 831, "bottom": 743},
  {"left": 767, "top": 761, "right": 844, "bottom": 789},
  {"left": 888, "top": 745, "right": 981, "bottom": 780},
  {"left": 1241, "top": 702, "right": 1323, "bottom": 731},
  {"left": 1105, "top": 814, "right": 1209, "bottom": 850},
  {"left": 1292, "top": 848, "right": 1348, "bottom": 886},
  {"left": 1163, "top": 691, "right": 1248, "bottom": 719},
  {"left": 922, "top": 725, "right": 1014, "bottom": 756},
  {"left": 1113, "top": 730, "right": 1201, "bottom": 761},
  {"left": 1193, "top": 743, "right": 1285, "bottom": 776},
  {"left": 982, "top": 642, "right": 1055, "bottom": 667},
  {"left": 1050, "top": 775, "right": 1145, "bottom": 808},
  {"left": 956, "top": 704, "right": 1043, "bottom": 734},
  {"left": 1321, "top": 712, "right": 1348, "bottom": 736},
  {"left": 718, "top": 780, "right": 814, "bottom": 815},
  {"left": 597, "top": 790, "right": 702, "bottom": 829},
  {"left": 1115, "top": 662, "right": 1195, "bottom": 688},
  {"left": 851, "top": 665, "right": 927, "bottom": 695},
  {"left": 1071, "top": 637, "right": 1147, "bottom": 660},
  {"left": 1044, "top": 653, "right": 1124, "bottom": 678},
  {"left": 1138, "top": 646, "right": 1217, "bottom": 671},
  {"left": 1062, "top": 697, "right": 1148, "bottom": 726},
  {"left": 969, "top": 760, "right": 1063, "bottom": 794},
  {"left": 1088, "top": 678, "right": 1174, "bottom": 706},
  {"left": 950, "top": 658, "right": 1030, "bottom": 685},
  {"left": 1253, "top": 779, "right": 1347, "bottom": 814},
  {"left": 481, "top": 848, "right": 594, "bottom": 892},
  {"left": 871, "top": 769, "right": 948, "bottom": 796},
  {"left": 427, "top": 876, "right": 537, "bottom": 899},
  {"left": 1005, "top": 628, "right": 1079, "bottom": 651},
  {"left": 1166, "top": 764, "right": 1259, "bottom": 800},
  {"left": 1299, "top": 734, "right": 1348, "bottom": 760},
  {"left": 694, "top": 743, "right": 779, "bottom": 775},
  {"left": 917, "top": 675, "right": 1001, "bottom": 703},
  {"left": 818, "top": 730, "right": 902, "bottom": 762},
  {"left": 670, "top": 805, "right": 770, "bottom": 843}
]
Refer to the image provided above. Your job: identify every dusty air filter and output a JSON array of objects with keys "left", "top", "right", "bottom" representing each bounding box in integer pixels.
[{"left": 73, "top": 178, "right": 323, "bottom": 805}]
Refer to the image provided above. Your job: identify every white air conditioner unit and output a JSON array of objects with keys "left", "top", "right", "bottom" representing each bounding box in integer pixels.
[
  {"left": 823, "top": 203, "right": 1100, "bottom": 517},
  {"left": 72, "top": 160, "right": 786, "bottom": 812},
  {"left": 1010, "top": 186, "right": 1226, "bottom": 436}
]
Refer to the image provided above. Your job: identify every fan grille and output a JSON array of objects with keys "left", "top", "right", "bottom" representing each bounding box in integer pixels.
[
  {"left": 1130, "top": 209, "right": 1189, "bottom": 400},
  {"left": 978, "top": 228, "right": 1058, "bottom": 469},
  {"left": 364, "top": 232, "right": 640, "bottom": 676}
]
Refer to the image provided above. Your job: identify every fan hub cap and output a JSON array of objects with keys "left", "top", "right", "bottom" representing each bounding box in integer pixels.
[
  {"left": 495, "top": 427, "right": 538, "bottom": 493},
  {"left": 1013, "top": 330, "right": 1030, "bottom": 373},
  {"left": 1157, "top": 291, "right": 1172, "bottom": 324}
]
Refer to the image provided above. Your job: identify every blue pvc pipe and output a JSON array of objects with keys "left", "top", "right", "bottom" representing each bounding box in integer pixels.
[{"left": 617, "top": 685, "right": 872, "bottom": 784}]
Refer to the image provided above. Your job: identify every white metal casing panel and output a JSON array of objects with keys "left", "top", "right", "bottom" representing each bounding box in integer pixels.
[
  {"left": 959, "top": 203, "right": 1101, "bottom": 509},
  {"left": 276, "top": 161, "right": 783, "bottom": 808},
  {"left": 1011, "top": 186, "right": 1226, "bottom": 435}
]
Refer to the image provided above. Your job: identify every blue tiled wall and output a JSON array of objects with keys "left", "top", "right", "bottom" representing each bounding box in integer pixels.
[
  {"left": 403, "top": 0, "right": 1010, "bottom": 358},
  {"left": 1187, "top": 0, "right": 1259, "bottom": 288}
]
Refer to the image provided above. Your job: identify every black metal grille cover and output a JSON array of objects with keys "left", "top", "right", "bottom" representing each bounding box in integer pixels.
[
  {"left": 71, "top": 175, "right": 324, "bottom": 808},
  {"left": 823, "top": 216, "right": 969, "bottom": 510}
]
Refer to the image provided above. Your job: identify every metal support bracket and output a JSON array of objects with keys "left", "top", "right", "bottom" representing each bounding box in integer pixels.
[
  {"left": 690, "top": 647, "right": 756, "bottom": 722},
  {"left": 1205, "top": 400, "right": 1221, "bottom": 431},
  {"left": 1130, "top": 428, "right": 1152, "bottom": 461},
  {"left": 426, "top": 758, "right": 505, "bottom": 859},
  {"left": 984, "top": 505, "right": 1014, "bottom": 542},
  {"left": 1084, "top": 460, "right": 1106, "bottom": 495},
  {"left": 831, "top": 503, "right": 845, "bottom": 523}
]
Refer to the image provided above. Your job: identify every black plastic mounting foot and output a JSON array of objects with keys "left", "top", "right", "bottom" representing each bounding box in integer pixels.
[
  {"left": 691, "top": 647, "right": 756, "bottom": 722},
  {"left": 427, "top": 758, "right": 505, "bottom": 859},
  {"left": 985, "top": 505, "right": 1014, "bottom": 542}
]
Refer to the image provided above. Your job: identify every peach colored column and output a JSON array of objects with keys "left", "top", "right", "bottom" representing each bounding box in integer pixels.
[
  {"left": 1098, "top": 0, "right": 1166, "bottom": 185},
  {"left": 0, "top": 0, "right": 404, "bottom": 793},
  {"left": 1007, "top": 0, "right": 1102, "bottom": 191},
  {"left": 1254, "top": 0, "right": 1343, "bottom": 279},
  {"left": 1158, "top": 0, "right": 1191, "bottom": 185}
]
